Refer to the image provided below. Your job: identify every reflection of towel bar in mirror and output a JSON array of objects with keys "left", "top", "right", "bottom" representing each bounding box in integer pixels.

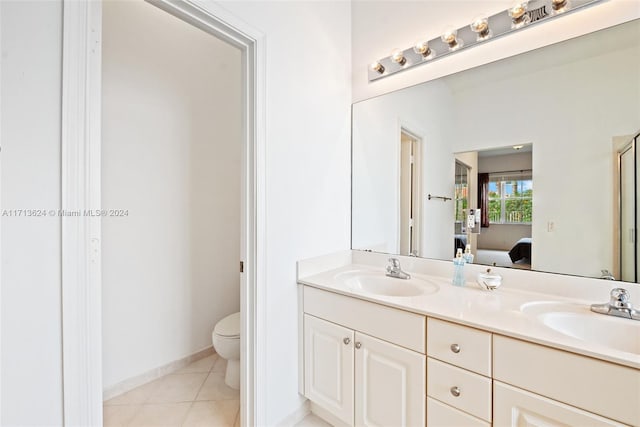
[{"left": 428, "top": 194, "right": 452, "bottom": 202}]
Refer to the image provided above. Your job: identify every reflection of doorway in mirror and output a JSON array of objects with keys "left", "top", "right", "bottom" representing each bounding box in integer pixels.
[
  {"left": 454, "top": 160, "right": 471, "bottom": 256},
  {"left": 399, "top": 130, "right": 422, "bottom": 256},
  {"left": 462, "top": 145, "right": 533, "bottom": 270},
  {"left": 617, "top": 133, "right": 640, "bottom": 282}
]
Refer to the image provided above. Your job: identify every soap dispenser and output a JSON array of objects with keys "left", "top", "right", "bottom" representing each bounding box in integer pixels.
[
  {"left": 453, "top": 248, "right": 466, "bottom": 286},
  {"left": 463, "top": 244, "right": 474, "bottom": 264}
]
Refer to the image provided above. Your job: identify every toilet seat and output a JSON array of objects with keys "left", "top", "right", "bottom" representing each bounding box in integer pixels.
[{"left": 214, "top": 312, "right": 240, "bottom": 338}]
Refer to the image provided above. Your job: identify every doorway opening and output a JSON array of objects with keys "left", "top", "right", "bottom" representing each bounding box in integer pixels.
[
  {"left": 101, "top": 1, "right": 243, "bottom": 424},
  {"left": 60, "top": 1, "right": 264, "bottom": 425}
]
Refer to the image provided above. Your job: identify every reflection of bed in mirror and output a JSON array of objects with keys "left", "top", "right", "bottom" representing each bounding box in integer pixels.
[
  {"left": 475, "top": 245, "right": 531, "bottom": 270},
  {"left": 509, "top": 237, "right": 532, "bottom": 263}
]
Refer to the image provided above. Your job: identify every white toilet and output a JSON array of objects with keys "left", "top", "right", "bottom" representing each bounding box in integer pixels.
[{"left": 212, "top": 311, "right": 241, "bottom": 390}]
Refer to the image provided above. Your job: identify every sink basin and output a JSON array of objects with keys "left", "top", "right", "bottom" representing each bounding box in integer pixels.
[
  {"left": 334, "top": 270, "right": 439, "bottom": 297},
  {"left": 521, "top": 302, "right": 640, "bottom": 355}
]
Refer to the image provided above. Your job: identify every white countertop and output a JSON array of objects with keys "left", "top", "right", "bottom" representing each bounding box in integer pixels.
[{"left": 298, "top": 261, "right": 640, "bottom": 370}]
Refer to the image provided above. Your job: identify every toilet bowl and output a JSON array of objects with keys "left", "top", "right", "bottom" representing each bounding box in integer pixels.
[{"left": 212, "top": 311, "right": 240, "bottom": 390}]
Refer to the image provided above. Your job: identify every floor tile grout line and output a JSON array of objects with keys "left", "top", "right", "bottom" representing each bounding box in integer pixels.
[
  {"left": 104, "top": 354, "right": 224, "bottom": 426},
  {"left": 179, "top": 400, "right": 197, "bottom": 427},
  {"left": 233, "top": 407, "right": 240, "bottom": 427},
  {"left": 193, "top": 369, "right": 212, "bottom": 402}
]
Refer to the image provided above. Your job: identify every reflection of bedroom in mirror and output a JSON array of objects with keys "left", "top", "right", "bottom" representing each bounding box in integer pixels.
[
  {"left": 457, "top": 145, "right": 533, "bottom": 270},
  {"left": 399, "top": 130, "right": 422, "bottom": 256}
]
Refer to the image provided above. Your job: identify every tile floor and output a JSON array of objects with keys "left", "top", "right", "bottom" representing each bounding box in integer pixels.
[
  {"left": 103, "top": 354, "right": 240, "bottom": 427},
  {"left": 294, "top": 414, "right": 332, "bottom": 426}
]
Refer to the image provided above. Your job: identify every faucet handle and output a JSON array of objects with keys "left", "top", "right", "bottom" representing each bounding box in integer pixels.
[
  {"left": 388, "top": 258, "right": 401, "bottom": 268},
  {"left": 610, "top": 288, "right": 631, "bottom": 309}
]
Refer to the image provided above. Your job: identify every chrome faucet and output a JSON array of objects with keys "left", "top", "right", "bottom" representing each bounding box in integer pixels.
[
  {"left": 386, "top": 258, "right": 411, "bottom": 280},
  {"left": 590, "top": 288, "right": 640, "bottom": 321},
  {"left": 600, "top": 269, "right": 616, "bottom": 280}
]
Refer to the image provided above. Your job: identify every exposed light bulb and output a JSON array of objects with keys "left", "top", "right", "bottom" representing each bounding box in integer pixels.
[
  {"left": 508, "top": 2, "right": 531, "bottom": 28},
  {"left": 413, "top": 40, "right": 433, "bottom": 59},
  {"left": 391, "top": 48, "right": 407, "bottom": 66},
  {"left": 470, "top": 15, "right": 492, "bottom": 41},
  {"left": 551, "top": 0, "right": 570, "bottom": 13},
  {"left": 441, "top": 28, "right": 463, "bottom": 51},
  {"left": 370, "top": 61, "right": 385, "bottom": 74}
]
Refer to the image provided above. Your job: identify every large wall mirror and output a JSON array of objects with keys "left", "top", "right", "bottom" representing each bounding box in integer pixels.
[{"left": 352, "top": 19, "right": 640, "bottom": 282}]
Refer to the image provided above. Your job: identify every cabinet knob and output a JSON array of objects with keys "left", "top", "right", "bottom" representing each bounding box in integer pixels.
[
  {"left": 343, "top": 337, "right": 351, "bottom": 345},
  {"left": 450, "top": 386, "right": 461, "bottom": 397},
  {"left": 355, "top": 342, "right": 362, "bottom": 349},
  {"left": 450, "top": 343, "right": 461, "bottom": 353}
]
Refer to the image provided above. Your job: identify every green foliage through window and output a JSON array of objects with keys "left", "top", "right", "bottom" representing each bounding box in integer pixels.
[{"left": 488, "top": 177, "right": 532, "bottom": 224}]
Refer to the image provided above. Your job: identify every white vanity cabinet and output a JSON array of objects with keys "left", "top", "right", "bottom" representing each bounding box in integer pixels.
[
  {"left": 493, "top": 382, "right": 628, "bottom": 427},
  {"left": 299, "top": 283, "right": 640, "bottom": 427},
  {"left": 426, "top": 319, "right": 492, "bottom": 426},
  {"left": 353, "top": 331, "right": 425, "bottom": 427},
  {"left": 302, "top": 287, "right": 426, "bottom": 427},
  {"left": 493, "top": 336, "right": 639, "bottom": 427},
  {"left": 304, "top": 314, "right": 354, "bottom": 425}
]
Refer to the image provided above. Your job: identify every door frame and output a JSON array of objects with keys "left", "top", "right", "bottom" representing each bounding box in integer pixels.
[{"left": 60, "top": 1, "right": 266, "bottom": 425}]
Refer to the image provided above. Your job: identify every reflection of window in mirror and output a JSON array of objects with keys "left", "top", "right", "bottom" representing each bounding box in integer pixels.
[
  {"left": 475, "top": 145, "right": 533, "bottom": 270},
  {"left": 487, "top": 172, "right": 532, "bottom": 224}
]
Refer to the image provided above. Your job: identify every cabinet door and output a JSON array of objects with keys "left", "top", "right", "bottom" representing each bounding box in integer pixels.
[
  {"left": 427, "top": 398, "right": 489, "bottom": 427},
  {"left": 354, "top": 332, "right": 425, "bottom": 427},
  {"left": 494, "top": 382, "right": 627, "bottom": 427},
  {"left": 304, "top": 314, "right": 354, "bottom": 425}
]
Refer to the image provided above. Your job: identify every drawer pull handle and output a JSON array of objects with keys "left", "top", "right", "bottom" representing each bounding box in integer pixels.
[
  {"left": 450, "top": 386, "right": 461, "bottom": 397},
  {"left": 450, "top": 343, "right": 461, "bottom": 353},
  {"left": 355, "top": 342, "right": 362, "bottom": 349},
  {"left": 343, "top": 337, "right": 351, "bottom": 345}
]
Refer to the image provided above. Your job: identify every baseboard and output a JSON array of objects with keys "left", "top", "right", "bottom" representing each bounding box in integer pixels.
[
  {"left": 276, "top": 399, "right": 311, "bottom": 426},
  {"left": 310, "top": 402, "right": 350, "bottom": 427},
  {"left": 102, "top": 346, "right": 215, "bottom": 401}
]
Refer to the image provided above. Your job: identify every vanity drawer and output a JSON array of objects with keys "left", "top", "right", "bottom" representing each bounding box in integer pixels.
[
  {"left": 493, "top": 335, "right": 640, "bottom": 426},
  {"left": 494, "top": 382, "right": 628, "bottom": 427},
  {"left": 427, "top": 318, "right": 492, "bottom": 376},
  {"left": 427, "top": 397, "right": 489, "bottom": 427},
  {"left": 303, "top": 286, "right": 426, "bottom": 353},
  {"left": 427, "top": 358, "right": 492, "bottom": 422}
]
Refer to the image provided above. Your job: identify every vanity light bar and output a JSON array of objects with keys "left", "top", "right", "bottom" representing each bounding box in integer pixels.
[{"left": 368, "top": 0, "right": 604, "bottom": 82}]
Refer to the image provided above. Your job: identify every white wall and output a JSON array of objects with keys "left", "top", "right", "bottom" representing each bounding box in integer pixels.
[
  {"left": 0, "top": 0, "right": 351, "bottom": 423},
  {"left": 478, "top": 224, "right": 532, "bottom": 251},
  {"left": 479, "top": 152, "right": 532, "bottom": 174},
  {"left": 352, "top": 80, "right": 455, "bottom": 259},
  {"left": 102, "top": 0, "right": 242, "bottom": 389},
  {"left": 0, "top": 1, "right": 64, "bottom": 425},
  {"left": 216, "top": 1, "right": 352, "bottom": 424},
  {"left": 352, "top": 0, "right": 640, "bottom": 102}
]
